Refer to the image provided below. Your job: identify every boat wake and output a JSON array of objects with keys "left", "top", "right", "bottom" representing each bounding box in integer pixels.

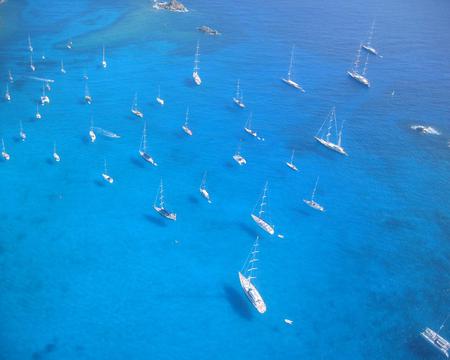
[
  {"left": 93, "top": 127, "right": 121, "bottom": 138},
  {"left": 28, "top": 76, "right": 55, "bottom": 83},
  {"left": 410, "top": 125, "right": 440, "bottom": 135}
]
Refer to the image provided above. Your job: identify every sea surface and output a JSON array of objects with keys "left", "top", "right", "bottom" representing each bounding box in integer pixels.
[{"left": 0, "top": 0, "right": 449, "bottom": 359}]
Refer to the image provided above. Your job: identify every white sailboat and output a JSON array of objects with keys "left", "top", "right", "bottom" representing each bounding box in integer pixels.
[
  {"left": 421, "top": 316, "right": 450, "bottom": 358},
  {"left": 153, "top": 179, "right": 176, "bottom": 221},
  {"left": 101, "top": 160, "right": 113, "bottom": 183},
  {"left": 281, "top": 45, "right": 305, "bottom": 92},
  {"left": 199, "top": 171, "right": 212, "bottom": 203},
  {"left": 285, "top": 149, "right": 298, "bottom": 172},
  {"left": 5, "top": 84, "right": 11, "bottom": 101},
  {"left": 243, "top": 113, "right": 263, "bottom": 140},
  {"left": 40, "top": 84, "right": 50, "bottom": 105},
  {"left": 1, "top": 138, "right": 10, "bottom": 160},
  {"left": 192, "top": 41, "right": 202, "bottom": 86},
  {"left": 251, "top": 181, "right": 275, "bottom": 235},
  {"left": 28, "top": 34, "right": 33, "bottom": 52},
  {"left": 347, "top": 44, "right": 370, "bottom": 87},
  {"left": 19, "top": 120, "right": 26, "bottom": 141},
  {"left": 139, "top": 121, "right": 158, "bottom": 166},
  {"left": 131, "top": 93, "right": 144, "bottom": 118},
  {"left": 182, "top": 107, "right": 193, "bottom": 136},
  {"left": 89, "top": 118, "right": 96, "bottom": 143},
  {"left": 53, "top": 142, "right": 61, "bottom": 162},
  {"left": 101, "top": 45, "right": 107, "bottom": 68},
  {"left": 66, "top": 40, "right": 73, "bottom": 49},
  {"left": 8, "top": 70, "right": 13, "bottom": 83},
  {"left": 314, "top": 107, "right": 348, "bottom": 156},
  {"left": 156, "top": 86, "right": 164, "bottom": 106},
  {"left": 45, "top": 81, "right": 51, "bottom": 91},
  {"left": 233, "top": 140, "right": 247, "bottom": 165},
  {"left": 232, "top": 79, "right": 245, "bottom": 108},
  {"left": 30, "top": 53, "right": 36, "bottom": 72},
  {"left": 84, "top": 83, "right": 92, "bottom": 104},
  {"left": 238, "top": 236, "right": 267, "bottom": 314},
  {"left": 60, "top": 59, "right": 66, "bottom": 74},
  {"left": 362, "top": 21, "right": 380, "bottom": 57},
  {"left": 303, "top": 177, "right": 324, "bottom": 212},
  {"left": 35, "top": 104, "right": 42, "bottom": 119}
]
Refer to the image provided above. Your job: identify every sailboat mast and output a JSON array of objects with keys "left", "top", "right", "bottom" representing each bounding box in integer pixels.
[
  {"left": 338, "top": 120, "right": 345, "bottom": 147},
  {"left": 236, "top": 80, "right": 240, "bottom": 98},
  {"left": 287, "top": 45, "right": 294, "bottom": 80},
  {"left": 142, "top": 121, "right": 147, "bottom": 151},
  {"left": 159, "top": 179, "right": 164, "bottom": 208},
  {"left": 185, "top": 107, "right": 190, "bottom": 126},
  {"left": 326, "top": 109, "right": 333, "bottom": 142},
  {"left": 353, "top": 44, "right": 362, "bottom": 71},
  {"left": 362, "top": 53, "right": 369, "bottom": 75},
  {"left": 194, "top": 41, "right": 200, "bottom": 71},
  {"left": 367, "top": 20, "right": 375, "bottom": 46},
  {"left": 311, "top": 177, "right": 319, "bottom": 201},
  {"left": 290, "top": 149, "right": 295, "bottom": 163},
  {"left": 247, "top": 237, "right": 259, "bottom": 280},
  {"left": 200, "top": 171, "right": 207, "bottom": 189},
  {"left": 259, "top": 182, "right": 269, "bottom": 218}
]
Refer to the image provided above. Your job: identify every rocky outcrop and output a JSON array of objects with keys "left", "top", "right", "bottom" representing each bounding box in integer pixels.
[{"left": 153, "top": 0, "right": 188, "bottom": 12}]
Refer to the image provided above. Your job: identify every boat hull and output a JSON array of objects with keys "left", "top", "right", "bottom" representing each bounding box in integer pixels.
[
  {"left": 233, "top": 154, "right": 246, "bottom": 165},
  {"left": 238, "top": 272, "right": 266, "bottom": 314},
  {"left": 139, "top": 151, "right": 157, "bottom": 166},
  {"left": 193, "top": 72, "right": 201, "bottom": 85},
  {"left": 314, "top": 136, "right": 348, "bottom": 156},
  {"left": 154, "top": 206, "right": 176, "bottom": 221},
  {"left": 251, "top": 214, "right": 275, "bottom": 235},
  {"left": 303, "top": 199, "right": 324, "bottom": 212},
  {"left": 421, "top": 328, "right": 450, "bottom": 358},
  {"left": 286, "top": 162, "right": 298, "bottom": 172},
  {"left": 281, "top": 78, "right": 305, "bottom": 92},
  {"left": 361, "top": 44, "right": 378, "bottom": 56},
  {"left": 347, "top": 70, "right": 370, "bottom": 87}
]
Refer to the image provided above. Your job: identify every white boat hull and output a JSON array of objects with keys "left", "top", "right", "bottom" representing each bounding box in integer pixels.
[
  {"left": 303, "top": 199, "right": 324, "bottom": 212},
  {"left": 286, "top": 162, "right": 298, "bottom": 171},
  {"left": 102, "top": 173, "right": 113, "bottom": 183},
  {"left": 233, "top": 154, "right": 246, "bottom": 165},
  {"left": 182, "top": 126, "right": 193, "bottom": 136},
  {"left": 193, "top": 72, "right": 201, "bottom": 85},
  {"left": 154, "top": 205, "right": 176, "bottom": 221},
  {"left": 238, "top": 272, "right": 266, "bottom": 314},
  {"left": 199, "top": 188, "right": 211, "bottom": 203},
  {"left": 314, "top": 136, "right": 348, "bottom": 156},
  {"left": 251, "top": 214, "right": 275, "bottom": 235},
  {"left": 233, "top": 98, "right": 245, "bottom": 108},
  {"left": 53, "top": 153, "right": 60, "bottom": 162},
  {"left": 139, "top": 150, "right": 158, "bottom": 166},
  {"left": 132, "top": 109, "right": 144, "bottom": 118},
  {"left": 2, "top": 152, "right": 10, "bottom": 161},
  {"left": 156, "top": 97, "right": 164, "bottom": 106},
  {"left": 347, "top": 70, "right": 370, "bottom": 87},
  {"left": 421, "top": 328, "right": 450, "bottom": 358},
  {"left": 361, "top": 44, "right": 379, "bottom": 56},
  {"left": 281, "top": 78, "right": 305, "bottom": 92}
]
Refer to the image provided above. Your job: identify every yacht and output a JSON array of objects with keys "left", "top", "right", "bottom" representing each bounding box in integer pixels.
[
  {"left": 199, "top": 171, "right": 212, "bottom": 203},
  {"left": 281, "top": 45, "right": 305, "bottom": 92},
  {"left": 101, "top": 45, "right": 107, "bottom": 68},
  {"left": 286, "top": 149, "right": 298, "bottom": 171},
  {"left": 362, "top": 21, "right": 380, "bottom": 57},
  {"left": 156, "top": 86, "right": 164, "bottom": 105},
  {"left": 251, "top": 182, "right": 275, "bottom": 235},
  {"left": 66, "top": 40, "right": 73, "bottom": 49},
  {"left": 30, "top": 54, "right": 36, "bottom": 72},
  {"left": 60, "top": 60, "right": 66, "bottom": 74},
  {"left": 35, "top": 104, "right": 42, "bottom": 119},
  {"left": 5, "top": 84, "right": 11, "bottom": 101},
  {"left": 19, "top": 120, "right": 26, "bottom": 141},
  {"left": 1, "top": 138, "right": 10, "bottom": 160},
  {"left": 233, "top": 79, "right": 245, "bottom": 108},
  {"left": 233, "top": 141, "right": 247, "bottom": 165},
  {"left": 89, "top": 118, "right": 96, "bottom": 143},
  {"left": 139, "top": 121, "right": 158, "bottom": 166},
  {"left": 53, "top": 143, "right": 61, "bottom": 162},
  {"left": 8, "top": 70, "right": 13, "bottom": 83},
  {"left": 102, "top": 160, "right": 114, "bottom": 183},
  {"left": 314, "top": 107, "right": 348, "bottom": 156},
  {"left": 421, "top": 327, "right": 450, "bottom": 358},
  {"left": 40, "top": 84, "right": 50, "bottom": 105},
  {"left": 84, "top": 83, "right": 92, "bottom": 104},
  {"left": 131, "top": 93, "right": 144, "bottom": 118},
  {"left": 192, "top": 41, "right": 201, "bottom": 85},
  {"left": 347, "top": 44, "right": 370, "bottom": 87},
  {"left": 153, "top": 179, "right": 176, "bottom": 220},
  {"left": 28, "top": 34, "right": 33, "bottom": 52},
  {"left": 182, "top": 107, "right": 193, "bottom": 136},
  {"left": 303, "top": 177, "right": 324, "bottom": 212}
]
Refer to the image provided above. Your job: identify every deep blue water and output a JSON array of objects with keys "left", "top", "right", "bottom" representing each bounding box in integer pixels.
[{"left": 1, "top": 0, "right": 449, "bottom": 359}]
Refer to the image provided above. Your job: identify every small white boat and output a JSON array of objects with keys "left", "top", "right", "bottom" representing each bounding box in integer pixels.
[
  {"left": 182, "top": 107, "right": 193, "bottom": 136},
  {"left": 66, "top": 40, "right": 73, "bottom": 49},
  {"left": 53, "top": 143, "right": 61, "bottom": 162},
  {"left": 238, "top": 236, "right": 266, "bottom": 314},
  {"left": 243, "top": 113, "right": 263, "bottom": 140},
  {"left": 45, "top": 81, "right": 51, "bottom": 91},
  {"left": 35, "top": 104, "right": 42, "bottom": 119},
  {"left": 84, "top": 83, "right": 92, "bottom": 104},
  {"left": 1, "top": 138, "right": 10, "bottom": 161},
  {"left": 89, "top": 118, "right": 96, "bottom": 143},
  {"left": 131, "top": 93, "right": 144, "bottom": 118},
  {"left": 40, "top": 84, "right": 50, "bottom": 105},
  {"left": 139, "top": 121, "right": 158, "bottom": 166},
  {"left": 60, "top": 60, "right": 66, "bottom": 74},
  {"left": 153, "top": 179, "right": 176, "bottom": 220},
  {"left": 233, "top": 141, "right": 247, "bottom": 165},
  {"left": 83, "top": 72, "right": 89, "bottom": 80},
  {"left": 29, "top": 54, "right": 35, "bottom": 72},
  {"left": 314, "top": 107, "right": 348, "bottom": 156},
  {"left": 251, "top": 181, "right": 275, "bottom": 235},
  {"left": 19, "top": 120, "right": 26, "bottom": 141},
  {"left": 102, "top": 159, "right": 114, "bottom": 183},
  {"left": 284, "top": 319, "right": 294, "bottom": 325},
  {"left": 28, "top": 34, "right": 33, "bottom": 52},
  {"left": 286, "top": 149, "right": 298, "bottom": 171},
  {"left": 156, "top": 86, "right": 164, "bottom": 105},
  {"left": 199, "top": 171, "right": 212, "bottom": 203},
  {"left": 5, "top": 84, "right": 11, "bottom": 101},
  {"left": 281, "top": 45, "right": 305, "bottom": 92},
  {"left": 421, "top": 316, "right": 450, "bottom": 358},
  {"left": 303, "top": 177, "right": 324, "bottom": 212},
  {"left": 411, "top": 125, "right": 440, "bottom": 135},
  {"left": 101, "top": 45, "right": 107, "bottom": 68},
  {"left": 192, "top": 41, "right": 202, "bottom": 85},
  {"left": 347, "top": 44, "right": 370, "bottom": 87},
  {"left": 8, "top": 70, "right": 13, "bottom": 83},
  {"left": 233, "top": 79, "right": 245, "bottom": 108},
  {"left": 361, "top": 21, "right": 381, "bottom": 57}
]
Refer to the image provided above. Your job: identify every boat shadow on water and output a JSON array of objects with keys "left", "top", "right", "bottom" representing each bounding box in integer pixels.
[
  {"left": 143, "top": 214, "right": 167, "bottom": 228},
  {"left": 223, "top": 284, "right": 253, "bottom": 320},
  {"left": 130, "top": 157, "right": 145, "bottom": 169},
  {"left": 94, "top": 179, "right": 107, "bottom": 187},
  {"left": 188, "top": 195, "right": 199, "bottom": 205},
  {"left": 407, "top": 334, "right": 437, "bottom": 359},
  {"left": 237, "top": 222, "right": 260, "bottom": 239}
]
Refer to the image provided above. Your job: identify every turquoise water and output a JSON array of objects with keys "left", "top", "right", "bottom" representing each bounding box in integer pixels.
[{"left": 1, "top": 0, "right": 449, "bottom": 359}]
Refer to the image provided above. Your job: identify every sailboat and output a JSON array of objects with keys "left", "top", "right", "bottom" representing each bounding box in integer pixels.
[
  {"left": 182, "top": 107, "right": 193, "bottom": 136},
  {"left": 60, "top": 60, "right": 66, "bottom": 74},
  {"left": 251, "top": 182, "right": 275, "bottom": 235},
  {"left": 156, "top": 86, "right": 164, "bottom": 106},
  {"left": 5, "top": 84, "right": 11, "bottom": 101},
  {"left": 45, "top": 81, "right": 51, "bottom": 91},
  {"left": 1, "top": 138, "right": 10, "bottom": 160},
  {"left": 131, "top": 93, "right": 144, "bottom": 118},
  {"left": 35, "top": 104, "right": 42, "bottom": 119},
  {"left": 303, "top": 177, "right": 324, "bottom": 212},
  {"left": 243, "top": 112, "right": 263, "bottom": 140},
  {"left": 232, "top": 79, "right": 245, "bottom": 108},
  {"left": 347, "top": 44, "right": 370, "bottom": 87},
  {"left": 153, "top": 179, "right": 176, "bottom": 221},
  {"left": 19, "top": 120, "right": 26, "bottom": 141},
  {"left": 314, "top": 107, "right": 348, "bottom": 156},
  {"left": 66, "top": 40, "right": 73, "bottom": 49},
  {"left": 84, "top": 83, "right": 92, "bottom": 104},
  {"left": 285, "top": 149, "right": 298, "bottom": 171},
  {"left": 8, "top": 70, "right": 13, "bottom": 83},
  {"left": 421, "top": 316, "right": 450, "bottom": 358},
  {"left": 199, "top": 171, "right": 212, "bottom": 203},
  {"left": 40, "top": 84, "right": 50, "bottom": 105},
  {"left": 28, "top": 34, "right": 33, "bottom": 52},
  {"left": 192, "top": 41, "right": 202, "bottom": 86},
  {"left": 281, "top": 45, "right": 305, "bottom": 92},
  {"left": 53, "top": 143, "right": 61, "bottom": 162},
  {"left": 238, "top": 236, "right": 267, "bottom": 314},
  {"left": 30, "top": 53, "right": 36, "bottom": 72},
  {"left": 362, "top": 21, "right": 380, "bottom": 57},
  {"left": 101, "top": 45, "right": 107, "bottom": 69},
  {"left": 102, "top": 160, "right": 114, "bottom": 183},
  {"left": 233, "top": 140, "right": 247, "bottom": 165},
  {"left": 139, "top": 121, "right": 158, "bottom": 166},
  {"left": 89, "top": 118, "right": 96, "bottom": 143}
]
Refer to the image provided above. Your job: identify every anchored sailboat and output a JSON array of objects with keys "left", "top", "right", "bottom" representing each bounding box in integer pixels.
[
  {"left": 1, "top": 138, "right": 10, "bottom": 160},
  {"left": 193, "top": 41, "right": 202, "bottom": 85},
  {"left": 66, "top": 40, "right": 73, "bottom": 49},
  {"left": 28, "top": 34, "right": 33, "bottom": 52},
  {"left": 5, "top": 84, "right": 11, "bottom": 101},
  {"left": 60, "top": 60, "right": 66, "bottom": 74},
  {"left": 153, "top": 179, "right": 177, "bottom": 221},
  {"left": 53, "top": 142, "right": 61, "bottom": 162},
  {"left": 139, "top": 121, "right": 157, "bottom": 166},
  {"left": 41, "top": 84, "right": 50, "bottom": 105},
  {"left": 238, "top": 236, "right": 267, "bottom": 314},
  {"left": 156, "top": 86, "right": 164, "bottom": 106},
  {"left": 362, "top": 21, "right": 381, "bottom": 57},
  {"left": 89, "top": 118, "right": 96, "bottom": 143},
  {"left": 286, "top": 149, "right": 298, "bottom": 171},
  {"left": 131, "top": 93, "right": 144, "bottom": 118},
  {"left": 421, "top": 315, "right": 450, "bottom": 358},
  {"left": 243, "top": 113, "right": 264, "bottom": 140},
  {"left": 101, "top": 45, "right": 107, "bottom": 68},
  {"left": 233, "top": 140, "right": 247, "bottom": 165},
  {"left": 281, "top": 45, "right": 305, "bottom": 92},
  {"left": 35, "top": 104, "right": 42, "bottom": 119},
  {"left": 314, "top": 107, "right": 348, "bottom": 156},
  {"left": 19, "top": 120, "right": 26, "bottom": 141},
  {"left": 182, "top": 107, "right": 193, "bottom": 136},
  {"left": 199, "top": 171, "right": 212, "bottom": 203},
  {"left": 84, "top": 83, "right": 92, "bottom": 104},
  {"left": 102, "top": 159, "right": 114, "bottom": 183},
  {"left": 233, "top": 79, "right": 245, "bottom": 108},
  {"left": 251, "top": 182, "right": 275, "bottom": 235},
  {"left": 303, "top": 177, "right": 324, "bottom": 212},
  {"left": 30, "top": 53, "right": 36, "bottom": 72},
  {"left": 8, "top": 70, "right": 13, "bottom": 83},
  {"left": 347, "top": 44, "right": 370, "bottom": 87}
]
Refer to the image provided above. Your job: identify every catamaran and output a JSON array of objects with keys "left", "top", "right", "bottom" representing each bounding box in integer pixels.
[
  {"left": 139, "top": 121, "right": 157, "bottom": 166},
  {"left": 102, "top": 160, "right": 114, "bottom": 183},
  {"left": 347, "top": 44, "right": 370, "bottom": 87},
  {"left": 233, "top": 79, "right": 245, "bottom": 108},
  {"left": 156, "top": 86, "right": 164, "bottom": 106},
  {"left": 41, "top": 84, "right": 50, "bottom": 105},
  {"left": 8, "top": 70, "right": 13, "bottom": 83},
  {"left": 5, "top": 84, "right": 11, "bottom": 101},
  {"left": 53, "top": 143, "right": 61, "bottom": 162},
  {"left": 182, "top": 107, "right": 193, "bottom": 136},
  {"left": 199, "top": 171, "right": 212, "bottom": 203},
  {"left": 153, "top": 179, "right": 176, "bottom": 221},
  {"left": 281, "top": 45, "right": 305, "bottom": 92},
  {"left": 314, "top": 107, "right": 348, "bottom": 156},
  {"left": 238, "top": 236, "right": 267, "bottom": 314},
  {"left": 35, "top": 104, "right": 41, "bottom": 119},
  {"left": 192, "top": 41, "right": 202, "bottom": 86},
  {"left": 28, "top": 34, "right": 33, "bottom": 52},
  {"left": 84, "top": 83, "right": 92, "bottom": 104},
  {"left": 362, "top": 21, "right": 380, "bottom": 57},
  {"left": 19, "top": 120, "right": 26, "bottom": 141},
  {"left": 89, "top": 118, "right": 96, "bottom": 143},
  {"left": 303, "top": 177, "right": 324, "bottom": 212},
  {"left": 421, "top": 316, "right": 450, "bottom": 358},
  {"left": 131, "top": 93, "right": 144, "bottom": 118},
  {"left": 286, "top": 149, "right": 298, "bottom": 171},
  {"left": 30, "top": 54, "right": 36, "bottom": 72},
  {"left": 233, "top": 141, "right": 247, "bottom": 165},
  {"left": 60, "top": 60, "right": 66, "bottom": 74},
  {"left": 1, "top": 138, "right": 10, "bottom": 160},
  {"left": 101, "top": 45, "right": 107, "bottom": 68},
  {"left": 251, "top": 182, "right": 275, "bottom": 235}
]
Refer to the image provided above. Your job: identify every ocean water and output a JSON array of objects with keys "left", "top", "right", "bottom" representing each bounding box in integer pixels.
[{"left": 0, "top": 0, "right": 449, "bottom": 359}]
